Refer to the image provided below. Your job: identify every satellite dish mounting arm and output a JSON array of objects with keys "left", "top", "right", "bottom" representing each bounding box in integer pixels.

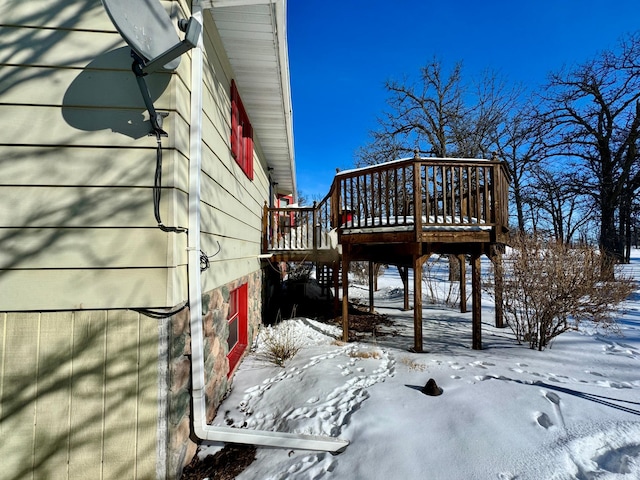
[
  {"left": 131, "top": 53, "right": 169, "bottom": 136},
  {"left": 130, "top": 17, "right": 202, "bottom": 136}
]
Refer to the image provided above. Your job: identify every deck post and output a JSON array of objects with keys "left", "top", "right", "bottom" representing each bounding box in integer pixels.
[
  {"left": 333, "top": 261, "right": 340, "bottom": 317},
  {"left": 342, "top": 255, "right": 350, "bottom": 342},
  {"left": 458, "top": 254, "right": 467, "bottom": 313},
  {"left": 471, "top": 253, "right": 482, "bottom": 350},
  {"left": 368, "top": 261, "right": 375, "bottom": 313},
  {"left": 312, "top": 201, "right": 318, "bottom": 251},
  {"left": 398, "top": 265, "right": 410, "bottom": 311},
  {"left": 262, "top": 202, "right": 269, "bottom": 252},
  {"left": 413, "top": 254, "right": 427, "bottom": 352},
  {"left": 490, "top": 245, "right": 505, "bottom": 328}
]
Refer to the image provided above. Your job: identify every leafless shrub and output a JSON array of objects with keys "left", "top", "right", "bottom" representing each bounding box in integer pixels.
[
  {"left": 348, "top": 349, "right": 381, "bottom": 359},
  {"left": 423, "top": 256, "right": 465, "bottom": 308},
  {"left": 285, "top": 261, "right": 313, "bottom": 281},
  {"left": 490, "top": 234, "right": 635, "bottom": 350},
  {"left": 259, "top": 321, "right": 302, "bottom": 367},
  {"left": 400, "top": 357, "right": 426, "bottom": 371},
  {"left": 350, "top": 262, "right": 386, "bottom": 287}
]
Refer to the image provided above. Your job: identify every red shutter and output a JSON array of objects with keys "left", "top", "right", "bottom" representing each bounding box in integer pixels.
[{"left": 230, "top": 80, "right": 254, "bottom": 180}]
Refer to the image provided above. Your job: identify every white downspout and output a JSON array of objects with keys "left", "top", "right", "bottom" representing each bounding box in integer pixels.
[{"left": 187, "top": 1, "right": 348, "bottom": 453}]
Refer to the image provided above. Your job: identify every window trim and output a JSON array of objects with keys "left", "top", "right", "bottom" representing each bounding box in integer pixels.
[
  {"left": 226, "top": 283, "right": 248, "bottom": 376},
  {"left": 230, "top": 80, "right": 254, "bottom": 180}
]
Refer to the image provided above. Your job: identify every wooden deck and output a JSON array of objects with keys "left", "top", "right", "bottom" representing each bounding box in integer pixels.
[{"left": 263, "top": 155, "right": 510, "bottom": 351}]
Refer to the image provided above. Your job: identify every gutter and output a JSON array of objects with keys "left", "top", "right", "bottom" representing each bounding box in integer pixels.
[
  {"left": 186, "top": 0, "right": 348, "bottom": 453},
  {"left": 272, "top": 0, "right": 297, "bottom": 200}
]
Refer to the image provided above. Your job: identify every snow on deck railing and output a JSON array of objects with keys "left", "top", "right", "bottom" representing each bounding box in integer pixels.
[
  {"left": 336, "top": 157, "right": 509, "bottom": 236},
  {"left": 342, "top": 215, "right": 492, "bottom": 233},
  {"left": 263, "top": 188, "right": 337, "bottom": 252},
  {"left": 262, "top": 156, "right": 510, "bottom": 253}
]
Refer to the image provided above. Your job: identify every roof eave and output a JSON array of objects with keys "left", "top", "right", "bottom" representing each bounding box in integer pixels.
[{"left": 202, "top": 0, "right": 296, "bottom": 197}]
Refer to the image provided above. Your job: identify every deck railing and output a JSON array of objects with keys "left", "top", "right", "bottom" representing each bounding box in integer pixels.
[
  {"left": 263, "top": 157, "right": 510, "bottom": 253},
  {"left": 263, "top": 188, "right": 336, "bottom": 252},
  {"left": 336, "top": 157, "right": 510, "bottom": 240}
]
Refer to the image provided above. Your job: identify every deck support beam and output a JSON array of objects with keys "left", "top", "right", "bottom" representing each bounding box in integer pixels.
[
  {"left": 398, "top": 265, "right": 410, "bottom": 310},
  {"left": 368, "top": 261, "right": 374, "bottom": 313},
  {"left": 471, "top": 253, "right": 482, "bottom": 350},
  {"left": 458, "top": 254, "right": 467, "bottom": 313},
  {"left": 412, "top": 254, "right": 429, "bottom": 352},
  {"left": 341, "top": 255, "right": 350, "bottom": 342},
  {"left": 489, "top": 245, "right": 505, "bottom": 328}
]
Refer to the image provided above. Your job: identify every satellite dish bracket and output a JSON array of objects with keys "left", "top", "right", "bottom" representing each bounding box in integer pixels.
[
  {"left": 129, "top": 16, "right": 202, "bottom": 136},
  {"left": 131, "top": 52, "right": 170, "bottom": 136}
]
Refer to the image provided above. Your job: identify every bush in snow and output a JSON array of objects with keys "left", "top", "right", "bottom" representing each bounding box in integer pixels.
[
  {"left": 422, "top": 256, "right": 464, "bottom": 308},
  {"left": 350, "top": 261, "right": 386, "bottom": 289},
  {"left": 492, "top": 234, "right": 635, "bottom": 350},
  {"left": 259, "top": 321, "right": 302, "bottom": 367}
]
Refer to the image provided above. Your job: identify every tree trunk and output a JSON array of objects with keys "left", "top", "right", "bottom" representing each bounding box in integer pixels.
[
  {"left": 513, "top": 186, "right": 526, "bottom": 233},
  {"left": 600, "top": 197, "right": 620, "bottom": 279},
  {"left": 448, "top": 254, "right": 461, "bottom": 281}
]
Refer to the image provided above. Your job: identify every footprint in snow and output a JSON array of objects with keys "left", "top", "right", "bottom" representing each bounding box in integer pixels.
[
  {"left": 544, "top": 391, "right": 561, "bottom": 405},
  {"left": 535, "top": 412, "right": 554, "bottom": 429}
]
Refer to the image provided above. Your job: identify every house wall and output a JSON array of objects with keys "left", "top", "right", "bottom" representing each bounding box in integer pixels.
[
  {"left": 0, "top": 0, "right": 189, "bottom": 310},
  {"left": 0, "top": 310, "right": 161, "bottom": 480},
  {"left": 168, "top": 271, "right": 263, "bottom": 475},
  {"left": 1, "top": 0, "right": 280, "bottom": 478},
  {"left": 198, "top": 9, "right": 272, "bottom": 291},
  {"left": 0, "top": 0, "right": 279, "bottom": 477}
]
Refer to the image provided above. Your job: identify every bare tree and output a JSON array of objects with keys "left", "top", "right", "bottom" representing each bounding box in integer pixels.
[
  {"left": 354, "top": 133, "right": 405, "bottom": 168},
  {"left": 381, "top": 59, "right": 464, "bottom": 157},
  {"left": 528, "top": 167, "right": 596, "bottom": 243},
  {"left": 359, "top": 59, "right": 518, "bottom": 280},
  {"left": 492, "top": 106, "right": 545, "bottom": 233},
  {"left": 536, "top": 33, "right": 640, "bottom": 274},
  {"left": 374, "top": 59, "right": 516, "bottom": 159}
]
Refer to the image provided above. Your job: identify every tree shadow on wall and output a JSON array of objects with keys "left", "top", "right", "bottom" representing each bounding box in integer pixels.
[
  {"left": 0, "top": 4, "right": 176, "bottom": 279},
  {"left": 0, "top": 312, "right": 162, "bottom": 480}
]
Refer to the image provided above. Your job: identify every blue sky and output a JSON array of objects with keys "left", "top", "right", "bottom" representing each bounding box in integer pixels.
[{"left": 287, "top": 0, "right": 640, "bottom": 200}]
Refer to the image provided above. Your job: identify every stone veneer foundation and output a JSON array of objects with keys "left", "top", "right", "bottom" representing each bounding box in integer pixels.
[{"left": 167, "top": 270, "right": 263, "bottom": 476}]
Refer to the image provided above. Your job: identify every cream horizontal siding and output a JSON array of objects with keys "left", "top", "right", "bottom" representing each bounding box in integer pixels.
[
  {"left": 0, "top": 228, "right": 187, "bottom": 269},
  {"left": 0, "top": 1, "right": 189, "bottom": 310},
  {"left": 0, "top": 267, "right": 186, "bottom": 311},
  {"left": 0, "top": 310, "right": 159, "bottom": 480},
  {"left": 0, "top": 146, "right": 188, "bottom": 188},
  {"left": 0, "top": 0, "right": 129, "bottom": 30},
  {"left": 196, "top": 14, "right": 271, "bottom": 293}
]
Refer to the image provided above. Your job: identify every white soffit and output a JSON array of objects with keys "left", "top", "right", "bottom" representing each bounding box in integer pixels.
[{"left": 203, "top": 0, "right": 296, "bottom": 196}]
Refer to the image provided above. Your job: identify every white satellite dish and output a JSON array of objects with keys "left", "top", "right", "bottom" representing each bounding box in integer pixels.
[{"left": 101, "top": 0, "right": 201, "bottom": 134}]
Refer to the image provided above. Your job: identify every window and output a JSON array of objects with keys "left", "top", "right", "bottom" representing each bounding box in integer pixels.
[
  {"left": 226, "top": 283, "right": 248, "bottom": 375},
  {"left": 230, "top": 80, "right": 254, "bottom": 180}
]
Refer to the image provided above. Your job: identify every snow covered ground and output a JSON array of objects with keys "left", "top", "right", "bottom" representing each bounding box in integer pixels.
[{"left": 202, "top": 252, "right": 640, "bottom": 479}]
